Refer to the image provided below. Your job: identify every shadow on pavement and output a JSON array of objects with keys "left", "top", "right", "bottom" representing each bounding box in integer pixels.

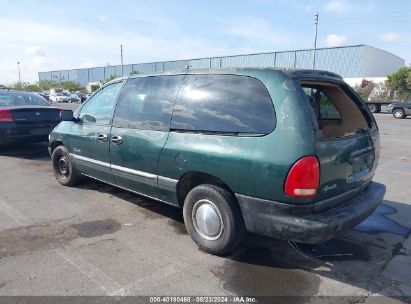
[
  {"left": 0, "top": 142, "right": 50, "bottom": 161},
  {"left": 75, "top": 178, "right": 411, "bottom": 299}
]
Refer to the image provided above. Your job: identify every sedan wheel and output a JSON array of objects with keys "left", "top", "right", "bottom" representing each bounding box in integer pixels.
[{"left": 393, "top": 109, "right": 405, "bottom": 119}]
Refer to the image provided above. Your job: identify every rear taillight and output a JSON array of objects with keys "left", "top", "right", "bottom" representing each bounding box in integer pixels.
[
  {"left": 0, "top": 109, "right": 13, "bottom": 122},
  {"left": 285, "top": 156, "right": 320, "bottom": 198}
]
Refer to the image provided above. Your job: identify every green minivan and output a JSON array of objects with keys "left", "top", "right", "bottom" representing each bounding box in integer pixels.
[{"left": 49, "top": 68, "right": 386, "bottom": 254}]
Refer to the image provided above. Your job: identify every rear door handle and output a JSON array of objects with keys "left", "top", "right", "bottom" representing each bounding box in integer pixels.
[
  {"left": 111, "top": 135, "right": 123, "bottom": 145},
  {"left": 97, "top": 134, "right": 108, "bottom": 142}
]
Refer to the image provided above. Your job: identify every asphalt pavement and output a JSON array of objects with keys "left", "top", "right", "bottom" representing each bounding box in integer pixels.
[{"left": 0, "top": 113, "right": 410, "bottom": 303}]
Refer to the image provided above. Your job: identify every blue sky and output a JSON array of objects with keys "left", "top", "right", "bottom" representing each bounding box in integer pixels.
[{"left": 0, "top": 0, "right": 410, "bottom": 83}]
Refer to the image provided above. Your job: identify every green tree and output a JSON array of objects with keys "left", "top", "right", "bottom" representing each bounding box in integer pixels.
[
  {"left": 90, "top": 84, "right": 100, "bottom": 92},
  {"left": 100, "top": 74, "right": 118, "bottom": 86},
  {"left": 37, "top": 80, "right": 59, "bottom": 91},
  {"left": 60, "top": 80, "right": 86, "bottom": 93},
  {"left": 353, "top": 79, "right": 376, "bottom": 101},
  {"left": 368, "top": 82, "right": 394, "bottom": 102},
  {"left": 11, "top": 82, "right": 30, "bottom": 91},
  {"left": 24, "top": 83, "right": 41, "bottom": 92},
  {"left": 130, "top": 70, "right": 141, "bottom": 75},
  {"left": 386, "top": 67, "right": 411, "bottom": 101}
]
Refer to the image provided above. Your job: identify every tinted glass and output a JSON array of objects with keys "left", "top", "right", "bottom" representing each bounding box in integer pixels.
[
  {"left": 0, "top": 92, "right": 49, "bottom": 107},
  {"left": 79, "top": 81, "right": 122, "bottom": 125},
  {"left": 171, "top": 74, "right": 275, "bottom": 134},
  {"left": 113, "top": 76, "right": 184, "bottom": 131}
]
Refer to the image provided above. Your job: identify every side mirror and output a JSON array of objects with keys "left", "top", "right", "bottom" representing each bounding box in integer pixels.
[
  {"left": 82, "top": 114, "right": 96, "bottom": 123},
  {"left": 60, "top": 110, "right": 74, "bottom": 121}
]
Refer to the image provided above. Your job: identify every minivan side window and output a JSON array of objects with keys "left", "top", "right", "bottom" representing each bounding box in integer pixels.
[
  {"left": 113, "top": 76, "right": 184, "bottom": 131},
  {"left": 79, "top": 82, "right": 123, "bottom": 125},
  {"left": 170, "top": 74, "right": 275, "bottom": 134}
]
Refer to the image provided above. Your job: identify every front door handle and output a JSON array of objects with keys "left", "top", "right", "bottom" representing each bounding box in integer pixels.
[
  {"left": 112, "top": 135, "right": 123, "bottom": 145},
  {"left": 97, "top": 134, "right": 108, "bottom": 142}
]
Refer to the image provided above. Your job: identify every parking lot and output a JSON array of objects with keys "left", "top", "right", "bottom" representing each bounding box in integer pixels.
[{"left": 0, "top": 111, "right": 410, "bottom": 302}]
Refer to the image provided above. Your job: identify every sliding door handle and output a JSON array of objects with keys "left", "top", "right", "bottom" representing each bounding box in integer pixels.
[
  {"left": 112, "top": 135, "right": 123, "bottom": 145},
  {"left": 97, "top": 134, "right": 108, "bottom": 142}
]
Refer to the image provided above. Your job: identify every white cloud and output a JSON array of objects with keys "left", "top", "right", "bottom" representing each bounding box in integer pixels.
[
  {"left": 98, "top": 15, "right": 108, "bottom": 22},
  {"left": 325, "top": 0, "right": 353, "bottom": 12},
  {"left": 0, "top": 16, "right": 241, "bottom": 84},
  {"left": 325, "top": 34, "right": 347, "bottom": 47},
  {"left": 227, "top": 17, "right": 298, "bottom": 49},
  {"left": 380, "top": 32, "right": 401, "bottom": 42},
  {"left": 25, "top": 46, "right": 47, "bottom": 57}
]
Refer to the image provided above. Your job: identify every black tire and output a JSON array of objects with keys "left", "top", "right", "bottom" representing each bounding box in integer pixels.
[
  {"left": 183, "top": 184, "right": 245, "bottom": 255},
  {"left": 393, "top": 108, "right": 405, "bottom": 119},
  {"left": 51, "top": 145, "right": 81, "bottom": 186},
  {"left": 368, "top": 103, "right": 378, "bottom": 113}
]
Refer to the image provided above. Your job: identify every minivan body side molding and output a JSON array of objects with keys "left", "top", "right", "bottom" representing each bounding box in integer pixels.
[
  {"left": 70, "top": 153, "right": 110, "bottom": 168},
  {"left": 158, "top": 176, "right": 178, "bottom": 191},
  {"left": 70, "top": 153, "right": 178, "bottom": 190},
  {"left": 111, "top": 164, "right": 156, "bottom": 180}
]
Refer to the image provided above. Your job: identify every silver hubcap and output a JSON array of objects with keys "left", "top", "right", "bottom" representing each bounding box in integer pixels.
[
  {"left": 192, "top": 199, "right": 223, "bottom": 241},
  {"left": 394, "top": 111, "right": 403, "bottom": 118}
]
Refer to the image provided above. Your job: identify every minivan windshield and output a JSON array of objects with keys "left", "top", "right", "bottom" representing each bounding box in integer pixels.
[{"left": 0, "top": 92, "right": 49, "bottom": 107}]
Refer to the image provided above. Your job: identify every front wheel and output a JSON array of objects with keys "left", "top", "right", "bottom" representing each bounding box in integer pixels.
[
  {"left": 393, "top": 108, "right": 405, "bottom": 119},
  {"left": 51, "top": 145, "right": 81, "bottom": 186},
  {"left": 183, "top": 184, "right": 245, "bottom": 255}
]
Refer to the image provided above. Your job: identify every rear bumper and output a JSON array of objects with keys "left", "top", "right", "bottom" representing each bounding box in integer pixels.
[
  {"left": 236, "top": 182, "right": 386, "bottom": 244},
  {"left": 0, "top": 125, "right": 54, "bottom": 145}
]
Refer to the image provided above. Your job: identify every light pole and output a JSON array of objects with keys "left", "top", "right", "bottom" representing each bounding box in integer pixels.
[
  {"left": 17, "top": 61, "right": 21, "bottom": 83},
  {"left": 312, "top": 12, "right": 319, "bottom": 69},
  {"left": 120, "top": 44, "right": 124, "bottom": 76}
]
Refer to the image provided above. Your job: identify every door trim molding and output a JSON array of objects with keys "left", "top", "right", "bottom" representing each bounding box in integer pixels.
[
  {"left": 70, "top": 153, "right": 178, "bottom": 189},
  {"left": 70, "top": 153, "right": 110, "bottom": 168},
  {"left": 111, "top": 164, "right": 156, "bottom": 180}
]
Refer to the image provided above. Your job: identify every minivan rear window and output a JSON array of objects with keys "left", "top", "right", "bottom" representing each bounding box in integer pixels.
[
  {"left": 170, "top": 74, "right": 275, "bottom": 134},
  {"left": 301, "top": 81, "right": 369, "bottom": 138}
]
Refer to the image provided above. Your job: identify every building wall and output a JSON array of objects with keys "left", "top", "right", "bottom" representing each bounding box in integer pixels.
[
  {"left": 362, "top": 45, "right": 405, "bottom": 77},
  {"left": 38, "top": 45, "right": 404, "bottom": 86}
]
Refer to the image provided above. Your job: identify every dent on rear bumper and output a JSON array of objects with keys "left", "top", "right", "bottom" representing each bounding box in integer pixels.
[{"left": 236, "top": 182, "right": 386, "bottom": 244}]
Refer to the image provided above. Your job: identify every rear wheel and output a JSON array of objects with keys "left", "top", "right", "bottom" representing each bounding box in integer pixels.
[
  {"left": 183, "top": 184, "right": 245, "bottom": 255},
  {"left": 393, "top": 108, "right": 405, "bottom": 119},
  {"left": 51, "top": 145, "right": 81, "bottom": 186}
]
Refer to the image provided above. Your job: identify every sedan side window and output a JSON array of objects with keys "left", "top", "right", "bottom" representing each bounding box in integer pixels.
[{"left": 79, "top": 82, "right": 123, "bottom": 125}]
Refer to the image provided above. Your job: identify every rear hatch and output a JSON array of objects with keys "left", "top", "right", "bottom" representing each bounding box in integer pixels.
[{"left": 297, "top": 79, "right": 379, "bottom": 209}]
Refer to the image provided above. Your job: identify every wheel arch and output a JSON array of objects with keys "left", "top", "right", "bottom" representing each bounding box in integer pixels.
[
  {"left": 176, "top": 171, "right": 236, "bottom": 208},
  {"left": 50, "top": 140, "right": 64, "bottom": 154}
]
